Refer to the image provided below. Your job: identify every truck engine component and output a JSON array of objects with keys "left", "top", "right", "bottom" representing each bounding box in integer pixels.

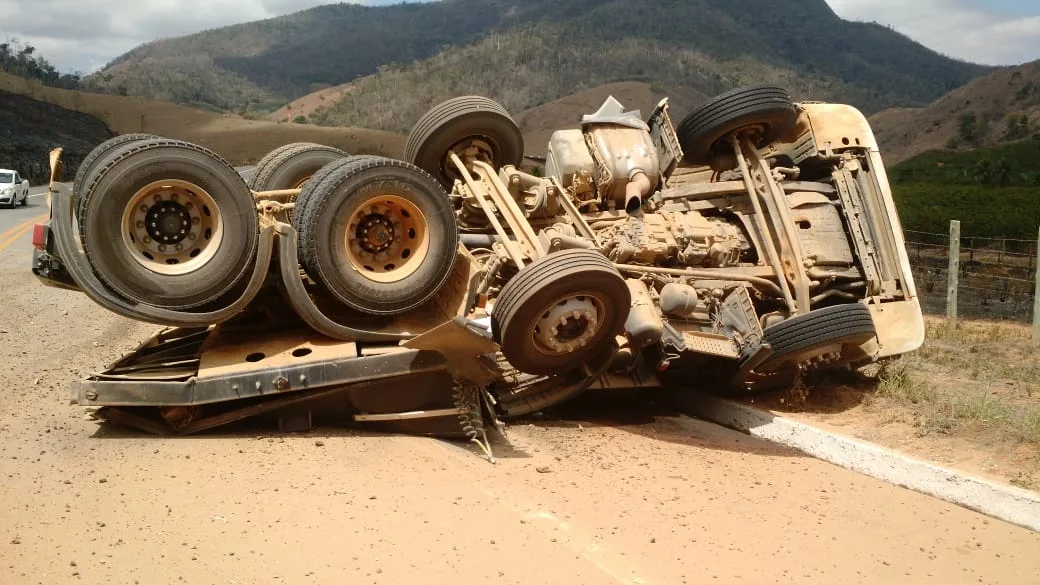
[
  {"left": 545, "top": 129, "right": 596, "bottom": 200},
  {"left": 598, "top": 211, "right": 749, "bottom": 268},
  {"left": 659, "top": 283, "right": 699, "bottom": 317},
  {"left": 581, "top": 96, "right": 661, "bottom": 213},
  {"left": 78, "top": 138, "right": 260, "bottom": 310},
  {"left": 405, "top": 95, "right": 524, "bottom": 189},
  {"left": 624, "top": 279, "right": 663, "bottom": 348},
  {"left": 293, "top": 156, "right": 460, "bottom": 316}
]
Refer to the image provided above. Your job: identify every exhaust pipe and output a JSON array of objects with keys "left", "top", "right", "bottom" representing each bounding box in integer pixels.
[{"left": 624, "top": 170, "right": 652, "bottom": 214}]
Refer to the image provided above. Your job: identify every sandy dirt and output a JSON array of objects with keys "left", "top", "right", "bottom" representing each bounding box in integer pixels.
[
  {"left": 2, "top": 223, "right": 1040, "bottom": 584},
  {"left": 750, "top": 315, "right": 1040, "bottom": 492}
]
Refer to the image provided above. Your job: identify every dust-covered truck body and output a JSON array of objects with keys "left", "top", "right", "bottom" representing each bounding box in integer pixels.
[{"left": 30, "top": 85, "right": 923, "bottom": 440}]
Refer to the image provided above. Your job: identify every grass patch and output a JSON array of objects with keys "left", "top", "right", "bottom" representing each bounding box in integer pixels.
[{"left": 877, "top": 359, "right": 1040, "bottom": 444}]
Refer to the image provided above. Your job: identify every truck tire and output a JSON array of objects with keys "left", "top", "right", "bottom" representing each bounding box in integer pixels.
[
  {"left": 75, "top": 133, "right": 158, "bottom": 218},
  {"left": 78, "top": 139, "right": 259, "bottom": 309},
  {"left": 405, "top": 96, "right": 523, "bottom": 188},
  {"left": 290, "top": 155, "right": 382, "bottom": 227},
  {"left": 293, "top": 156, "right": 459, "bottom": 315},
  {"left": 677, "top": 85, "right": 797, "bottom": 166},
  {"left": 739, "top": 303, "right": 877, "bottom": 390},
  {"left": 491, "top": 249, "right": 631, "bottom": 376},
  {"left": 247, "top": 143, "right": 348, "bottom": 221}
]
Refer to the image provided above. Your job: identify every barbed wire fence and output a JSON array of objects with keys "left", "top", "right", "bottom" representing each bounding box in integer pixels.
[{"left": 903, "top": 223, "right": 1040, "bottom": 341}]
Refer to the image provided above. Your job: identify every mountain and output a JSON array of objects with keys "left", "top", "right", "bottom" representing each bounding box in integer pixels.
[
  {"left": 870, "top": 60, "right": 1040, "bottom": 164},
  {"left": 0, "top": 72, "right": 404, "bottom": 173},
  {"left": 86, "top": 0, "right": 989, "bottom": 124}
]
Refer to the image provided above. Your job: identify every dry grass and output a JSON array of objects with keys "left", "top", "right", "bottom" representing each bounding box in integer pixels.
[
  {"left": 0, "top": 72, "right": 405, "bottom": 165},
  {"left": 876, "top": 318, "right": 1040, "bottom": 445}
]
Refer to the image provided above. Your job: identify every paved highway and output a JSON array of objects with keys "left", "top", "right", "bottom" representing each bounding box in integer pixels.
[{"left": 0, "top": 185, "right": 50, "bottom": 257}]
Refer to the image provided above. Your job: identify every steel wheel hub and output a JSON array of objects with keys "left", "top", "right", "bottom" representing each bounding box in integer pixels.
[
  {"left": 534, "top": 295, "right": 601, "bottom": 355},
  {"left": 120, "top": 179, "right": 222, "bottom": 276},
  {"left": 145, "top": 201, "right": 192, "bottom": 245},
  {"left": 344, "top": 195, "right": 429, "bottom": 284}
]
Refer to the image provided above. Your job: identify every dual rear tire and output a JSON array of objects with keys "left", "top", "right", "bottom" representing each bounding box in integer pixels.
[
  {"left": 292, "top": 156, "right": 460, "bottom": 315},
  {"left": 77, "top": 137, "right": 259, "bottom": 310},
  {"left": 76, "top": 136, "right": 461, "bottom": 317}
]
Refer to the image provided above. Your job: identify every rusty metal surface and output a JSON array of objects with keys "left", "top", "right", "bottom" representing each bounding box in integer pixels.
[
  {"left": 197, "top": 330, "right": 358, "bottom": 379},
  {"left": 403, "top": 317, "right": 499, "bottom": 386},
  {"left": 72, "top": 341, "right": 450, "bottom": 407}
]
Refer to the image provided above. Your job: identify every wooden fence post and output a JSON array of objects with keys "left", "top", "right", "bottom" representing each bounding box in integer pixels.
[
  {"left": 1033, "top": 224, "right": 1040, "bottom": 345},
  {"left": 947, "top": 220, "right": 960, "bottom": 325}
]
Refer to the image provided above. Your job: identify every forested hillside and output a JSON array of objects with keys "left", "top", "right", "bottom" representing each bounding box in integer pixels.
[
  {"left": 871, "top": 60, "right": 1040, "bottom": 164},
  {"left": 85, "top": 0, "right": 989, "bottom": 120}
]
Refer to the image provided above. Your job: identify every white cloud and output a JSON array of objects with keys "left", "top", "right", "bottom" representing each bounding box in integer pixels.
[
  {"left": 825, "top": 0, "right": 1040, "bottom": 65},
  {"left": 0, "top": 0, "right": 364, "bottom": 73},
  {"left": 3, "top": 0, "right": 1038, "bottom": 74}
]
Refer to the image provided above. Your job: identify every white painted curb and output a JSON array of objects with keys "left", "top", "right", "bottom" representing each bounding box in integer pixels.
[{"left": 679, "top": 394, "right": 1040, "bottom": 533}]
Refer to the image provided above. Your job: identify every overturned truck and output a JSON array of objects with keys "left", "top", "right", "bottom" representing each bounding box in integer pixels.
[{"left": 31, "top": 85, "right": 924, "bottom": 445}]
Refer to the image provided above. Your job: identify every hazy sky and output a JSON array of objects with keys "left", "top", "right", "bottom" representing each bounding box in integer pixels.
[{"left": 2, "top": 0, "right": 1038, "bottom": 74}]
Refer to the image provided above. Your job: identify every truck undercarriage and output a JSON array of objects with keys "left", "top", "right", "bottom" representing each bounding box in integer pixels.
[{"left": 31, "top": 85, "right": 924, "bottom": 446}]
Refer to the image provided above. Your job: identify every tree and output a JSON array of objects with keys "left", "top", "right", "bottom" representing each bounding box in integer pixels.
[
  {"left": 972, "top": 157, "right": 994, "bottom": 185},
  {"left": 994, "top": 157, "right": 1014, "bottom": 188},
  {"left": 1005, "top": 113, "right": 1030, "bottom": 140},
  {"left": 958, "top": 112, "right": 986, "bottom": 145},
  {"left": 0, "top": 38, "right": 80, "bottom": 89}
]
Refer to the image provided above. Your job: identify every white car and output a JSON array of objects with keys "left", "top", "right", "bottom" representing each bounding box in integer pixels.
[{"left": 0, "top": 169, "right": 30, "bottom": 208}]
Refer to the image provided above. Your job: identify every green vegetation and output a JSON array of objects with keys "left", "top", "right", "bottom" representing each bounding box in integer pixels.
[
  {"left": 956, "top": 111, "right": 988, "bottom": 145},
  {"left": 85, "top": 0, "right": 989, "bottom": 116},
  {"left": 890, "top": 140, "right": 1040, "bottom": 240},
  {"left": 875, "top": 320, "right": 1040, "bottom": 445},
  {"left": 0, "top": 40, "right": 81, "bottom": 89}
]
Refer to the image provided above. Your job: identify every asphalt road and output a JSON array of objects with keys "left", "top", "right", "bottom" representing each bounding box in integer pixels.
[{"left": 0, "top": 186, "right": 50, "bottom": 256}]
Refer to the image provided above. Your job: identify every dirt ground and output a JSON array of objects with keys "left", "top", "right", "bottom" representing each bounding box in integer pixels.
[
  {"left": 752, "top": 316, "right": 1040, "bottom": 492},
  {"left": 2, "top": 224, "right": 1040, "bottom": 584}
]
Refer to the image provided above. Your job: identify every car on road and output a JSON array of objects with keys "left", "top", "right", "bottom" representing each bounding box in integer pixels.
[{"left": 0, "top": 169, "right": 30, "bottom": 208}]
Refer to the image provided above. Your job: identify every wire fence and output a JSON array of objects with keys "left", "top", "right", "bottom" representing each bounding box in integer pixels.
[{"left": 904, "top": 225, "right": 1039, "bottom": 329}]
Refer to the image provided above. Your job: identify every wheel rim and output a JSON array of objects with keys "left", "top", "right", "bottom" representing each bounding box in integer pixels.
[
  {"left": 119, "top": 179, "right": 223, "bottom": 276},
  {"left": 284, "top": 175, "right": 311, "bottom": 219},
  {"left": 529, "top": 292, "right": 605, "bottom": 356},
  {"left": 440, "top": 137, "right": 495, "bottom": 181},
  {"left": 344, "top": 194, "right": 430, "bottom": 283}
]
